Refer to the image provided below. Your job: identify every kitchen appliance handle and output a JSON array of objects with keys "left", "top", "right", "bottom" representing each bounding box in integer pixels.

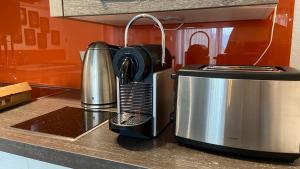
[
  {"left": 124, "top": 14, "right": 166, "bottom": 67},
  {"left": 189, "top": 31, "right": 210, "bottom": 49}
]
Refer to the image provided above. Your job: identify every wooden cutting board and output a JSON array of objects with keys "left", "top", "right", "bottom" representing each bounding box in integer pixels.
[{"left": 0, "top": 82, "right": 32, "bottom": 111}]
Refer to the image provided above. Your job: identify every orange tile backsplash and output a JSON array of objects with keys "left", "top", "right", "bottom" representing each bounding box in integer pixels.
[{"left": 0, "top": 0, "right": 295, "bottom": 89}]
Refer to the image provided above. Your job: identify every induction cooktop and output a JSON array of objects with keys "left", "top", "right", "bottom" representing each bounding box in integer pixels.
[{"left": 11, "top": 106, "right": 114, "bottom": 140}]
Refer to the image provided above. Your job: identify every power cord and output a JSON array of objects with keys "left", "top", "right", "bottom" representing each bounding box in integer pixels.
[{"left": 253, "top": 6, "right": 278, "bottom": 66}]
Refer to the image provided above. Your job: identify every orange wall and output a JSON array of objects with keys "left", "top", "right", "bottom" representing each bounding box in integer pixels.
[
  {"left": 128, "top": 0, "right": 294, "bottom": 67},
  {"left": 0, "top": 0, "right": 295, "bottom": 89}
]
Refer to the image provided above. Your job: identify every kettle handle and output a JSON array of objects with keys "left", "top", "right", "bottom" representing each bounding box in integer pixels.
[{"left": 124, "top": 14, "right": 166, "bottom": 67}]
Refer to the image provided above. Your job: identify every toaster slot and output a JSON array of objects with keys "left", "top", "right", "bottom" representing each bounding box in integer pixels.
[{"left": 201, "top": 66, "right": 284, "bottom": 72}]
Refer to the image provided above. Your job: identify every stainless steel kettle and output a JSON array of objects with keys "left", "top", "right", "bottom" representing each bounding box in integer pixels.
[{"left": 81, "top": 41, "right": 118, "bottom": 111}]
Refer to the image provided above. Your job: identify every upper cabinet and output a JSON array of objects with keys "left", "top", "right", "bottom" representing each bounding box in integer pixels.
[{"left": 49, "top": 0, "right": 278, "bottom": 25}]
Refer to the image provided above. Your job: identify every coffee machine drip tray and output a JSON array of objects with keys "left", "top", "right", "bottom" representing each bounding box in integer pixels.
[
  {"left": 110, "top": 112, "right": 152, "bottom": 126},
  {"left": 11, "top": 107, "right": 113, "bottom": 141}
]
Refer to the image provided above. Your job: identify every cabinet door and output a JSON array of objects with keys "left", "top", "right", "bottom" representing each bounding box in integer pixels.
[
  {"left": 28, "top": 159, "right": 70, "bottom": 169},
  {"left": 52, "top": 0, "right": 278, "bottom": 17},
  {"left": 49, "top": 0, "right": 63, "bottom": 16},
  {"left": 0, "top": 152, "right": 28, "bottom": 169},
  {"left": 0, "top": 151, "right": 70, "bottom": 169}
]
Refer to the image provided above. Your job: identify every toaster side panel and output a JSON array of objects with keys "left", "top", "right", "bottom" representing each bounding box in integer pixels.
[{"left": 175, "top": 76, "right": 300, "bottom": 154}]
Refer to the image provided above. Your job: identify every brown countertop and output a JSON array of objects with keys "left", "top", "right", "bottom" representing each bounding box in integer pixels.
[{"left": 0, "top": 90, "right": 300, "bottom": 169}]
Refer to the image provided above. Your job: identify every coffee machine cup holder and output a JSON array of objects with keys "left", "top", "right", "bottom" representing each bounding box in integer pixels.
[{"left": 109, "top": 112, "right": 153, "bottom": 139}]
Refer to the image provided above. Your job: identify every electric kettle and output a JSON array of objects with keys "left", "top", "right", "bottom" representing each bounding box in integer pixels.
[{"left": 81, "top": 41, "right": 119, "bottom": 111}]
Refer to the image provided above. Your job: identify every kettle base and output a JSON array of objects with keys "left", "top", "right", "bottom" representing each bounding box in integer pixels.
[{"left": 176, "top": 136, "right": 300, "bottom": 162}]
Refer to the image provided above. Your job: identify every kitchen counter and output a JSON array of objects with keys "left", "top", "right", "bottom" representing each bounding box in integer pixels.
[{"left": 0, "top": 90, "right": 300, "bottom": 169}]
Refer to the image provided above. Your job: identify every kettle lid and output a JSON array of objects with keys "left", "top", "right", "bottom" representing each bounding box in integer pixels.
[{"left": 87, "top": 41, "right": 109, "bottom": 50}]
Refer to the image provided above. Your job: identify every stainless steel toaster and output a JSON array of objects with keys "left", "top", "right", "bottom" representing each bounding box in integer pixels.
[{"left": 175, "top": 65, "right": 300, "bottom": 161}]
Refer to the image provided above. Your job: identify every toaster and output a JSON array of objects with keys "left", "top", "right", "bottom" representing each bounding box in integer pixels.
[{"left": 174, "top": 65, "right": 300, "bottom": 161}]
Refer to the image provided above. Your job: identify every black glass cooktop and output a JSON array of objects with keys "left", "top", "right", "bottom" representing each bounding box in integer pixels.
[{"left": 12, "top": 107, "right": 112, "bottom": 139}]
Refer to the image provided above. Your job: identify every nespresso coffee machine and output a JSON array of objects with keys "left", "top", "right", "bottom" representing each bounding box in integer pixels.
[{"left": 109, "top": 14, "right": 174, "bottom": 139}]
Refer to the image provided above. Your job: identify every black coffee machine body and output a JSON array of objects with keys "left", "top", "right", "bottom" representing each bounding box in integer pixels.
[{"left": 109, "top": 14, "right": 174, "bottom": 139}]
